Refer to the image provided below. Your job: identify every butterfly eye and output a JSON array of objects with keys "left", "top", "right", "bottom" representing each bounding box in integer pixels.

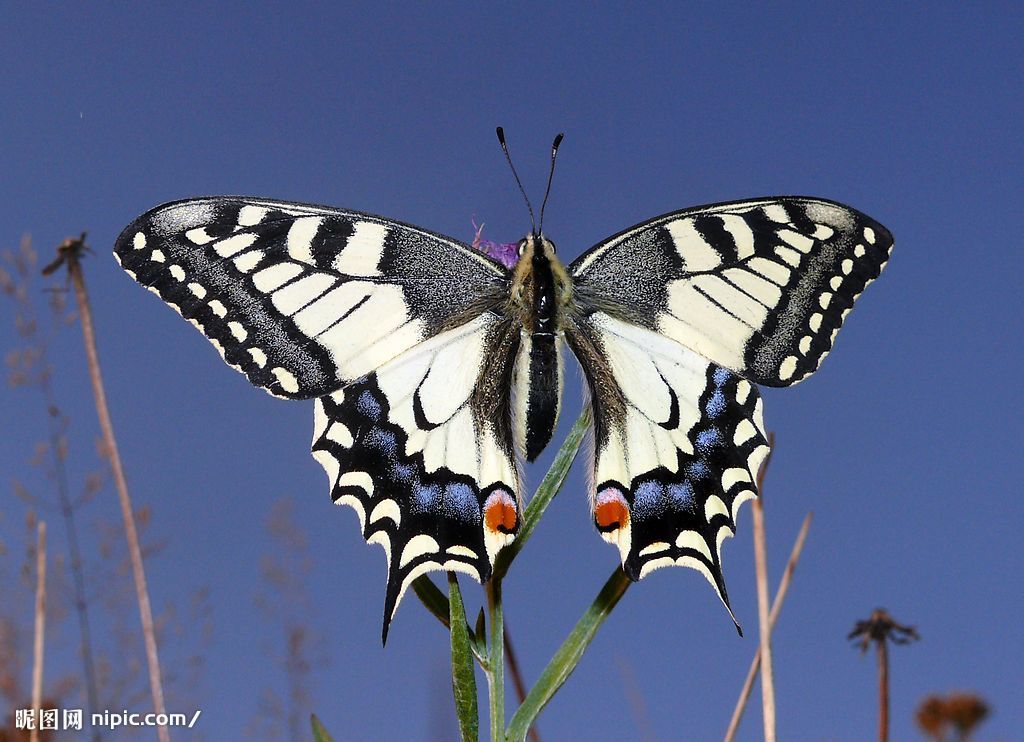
[
  {"left": 517, "top": 240, "right": 528, "bottom": 257},
  {"left": 546, "top": 239, "right": 557, "bottom": 255}
]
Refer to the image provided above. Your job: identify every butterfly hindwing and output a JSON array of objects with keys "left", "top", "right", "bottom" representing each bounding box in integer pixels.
[
  {"left": 114, "top": 197, "right": 506, "bottom": 398},
  {"left": 567, "top": 313, "right": 769, "bottom": 624},
  {"left": 570, "top": 197, "right": 893, "bottom": 387},
  {"left": 311, "top": 314, "right": 521, "bottom": 641}
]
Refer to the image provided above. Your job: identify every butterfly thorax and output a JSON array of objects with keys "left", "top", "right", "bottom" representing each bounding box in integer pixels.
[
  {"left": 509, "top": 234, "right": 572, "bottom": 461},
  {"left": 508, "top": 233, "right": 572, "bottom": 330}
]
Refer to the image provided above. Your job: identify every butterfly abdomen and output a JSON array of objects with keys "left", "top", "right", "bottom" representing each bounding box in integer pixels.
[
  {"left": 520, "top": 331, "right": 562, "bottom": 460},
  {"left": 509, "top": 234, "right": 572, "bottom": 461}
]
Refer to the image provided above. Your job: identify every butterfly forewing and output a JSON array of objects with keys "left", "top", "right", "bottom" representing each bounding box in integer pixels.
[
  {"left": 114, "top": 197, "right": 506, "bottom": 398},
  {"left": 570, "top": 197, "right": 893, "bottom": 387}
]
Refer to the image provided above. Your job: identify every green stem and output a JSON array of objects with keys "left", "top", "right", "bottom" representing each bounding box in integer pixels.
[
  {"left": 494, "top": 408, "right": 591, "bottom": 580},
  {"left": 486, "top": 578, "right": 505, "bottom": 741},
  {"left": 413, "top": 575, "right": 451, "bottom": 628},
  {"left": 505, "top": 568, "right": 632, "bottom": 741},
  {"left": 449, "top": 574, "right": 480, "bottom": 742},
  {"left": 413, "top": 576, "right": 489, "bottom": 668},
  {"left": 416, "top": 408, "right": 593, "bottom": 739},
  {"left": 310, "top": 713, "right": 335, "bottom": 742}
]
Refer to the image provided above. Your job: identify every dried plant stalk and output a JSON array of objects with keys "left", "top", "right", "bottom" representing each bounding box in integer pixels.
[
  {"left": 848, "top": 609, "right": 918, "bottom": 742},
  {"left": 724, "top": 512, "right": 813, "bottom": 741},
  {"left": 31, "top": 521, "right": 46, "bottom": 742},
  {"left": 750, "top": 432, "right": 776, "bottom": 742},
  {"left": 503, "top": 629, "right": 540, "bottom": 742},
  {"left": 56, "top": 237, "right": 170, "bottom": 742},
  {"left": 751, "top": 498, "right": 776, "bottom": 742},
  {"left": 17, "top": 235, "right": 102, "bottom": 736},
  {"left": 877, "top": 636, "right": 889, "bottom": 742}
]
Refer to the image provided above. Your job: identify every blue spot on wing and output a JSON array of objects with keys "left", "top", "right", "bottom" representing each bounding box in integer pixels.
[
  {"left": 686, "top": 459, "right": 711, "bottom": 480},
  {"left": 632, "top": 480, "right": 666, "bottom": 518},
  {"left": 364, "top": 426, "right": 397, "bottom": 452},
  {"left": 706, "top": 390, "right": 727, "bottom": 419},
  {"left": 667, "top": 481, "right": 696, "bottom": 511},
  {"left": 696, "top": 427, "right": 723, "bottom": 453},
  {"left": 390, "top": 460, "right": 416, "bottom": 484},
  {"left": 411, "top": 483, "right": 442, "bottom": 513},
  {"left": 357, "top": 390, "right": 382, "bottom": 421},
  {"left": 444, "top": 482, "right": 479, "bottom": 521}
]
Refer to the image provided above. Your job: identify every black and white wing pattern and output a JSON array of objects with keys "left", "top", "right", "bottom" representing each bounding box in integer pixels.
[
  {"left": 114, "top": 197, "right": 505, "bottom": 398},
  {"left": 114, "top": 197, "right": 519, "bottom": 640},
  {"left": 568, "top": 197, "right": 892, "bottom": 624},
  {"left": 571, "top": 197, "right": 893, "bottom": 386},
  {"left": 115, "top": 185, "right": 893, "bottom": 639},
  {"left": 567, "top": 313, "right": 768, "bottom": 625},
  {"left": 312, "top": 314, "right": 520, "bottom": 641}
]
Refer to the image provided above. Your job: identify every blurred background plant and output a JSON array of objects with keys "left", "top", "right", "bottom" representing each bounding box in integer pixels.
[
  {"left": 249, "top": 499, "right": 328, "bottom": 742},
  {"left": 1, "top": 237, "right": 211, "bottom": 738},
  {"left": 916, "top": 692, "right": 990, "bottom": 742},
  {"left": 849, "top": 608, "right": 920, "bottom": 742}
]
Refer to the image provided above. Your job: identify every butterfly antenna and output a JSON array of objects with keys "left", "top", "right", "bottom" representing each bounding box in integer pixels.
[
  {"left": 538, "top": 132, "right": 564, "bottom": 233},
  {"left": 496, "top": 127, "right": 536, "bottom": 233}
]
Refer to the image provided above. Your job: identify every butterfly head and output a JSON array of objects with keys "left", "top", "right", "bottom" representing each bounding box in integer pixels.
[
  {"left": 517, "top": 232, "right": 556, "bottom": 260},
  {"left": 510, "top": 233, "right": 572, "bottom": 331}
]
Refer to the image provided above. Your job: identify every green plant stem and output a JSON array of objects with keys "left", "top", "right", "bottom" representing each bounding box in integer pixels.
[
  {"left": 505, "top": 568, "right": 631, "bottom": 742},
  {"left": 494, "top": 408, "right": 591, "bottom": 580},
  {"left": 449, "top": 574, "right": 480, "bottom": 742},
  {"left": 413, "top": 576, "right": 452, "bottom": 629},
  {"left": 414, "top": 407, "right": 593, "bottom": 739},
  {"left": 502, "top": 631, "right": 532, "bottom": 725},
  {"left": 413, "top": 576, "right": 490, "bottom": 667},
  {"left": 486, "top": 578, "right": 505, "bottom": 741}
]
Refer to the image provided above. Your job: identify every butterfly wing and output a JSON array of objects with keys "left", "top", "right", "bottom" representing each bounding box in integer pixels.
[
  {"left": 114, "top": 197, "right": 506, "bottom": 398},
  {"left": 115, "top": 197, "right": 519, "bottom": 640},
  {"left": 567, "top": 313, "right": 768, "bottom": 625},
  {"left": 570, "top": 197, "right": 893, "bottom": 386},
  {"left": 312, "top": 314, "right": 521, "bottom": 642},
  {"left": 568, "top": 197, "right": 892, "bottom": 623}
]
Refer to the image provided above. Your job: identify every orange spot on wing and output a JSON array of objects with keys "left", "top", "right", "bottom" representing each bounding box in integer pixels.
[
  {"left": 595, "top": 498, "right": 630, "bottom": 530},
  {"left": 485, "top": 498, "right": 518, "bottom": 534}
]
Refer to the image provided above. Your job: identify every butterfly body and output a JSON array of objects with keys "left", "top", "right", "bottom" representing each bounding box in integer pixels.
[
  {"left": 508, "top": 234, "right": 571, "bottom": 461},
  {"left": 115, "top": 186, "right": 892, "bottom": 640}
]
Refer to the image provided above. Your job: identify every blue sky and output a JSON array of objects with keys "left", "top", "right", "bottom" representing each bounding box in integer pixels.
[{"left": 2, "top": 3, "right": 1021, "bottom": 739}]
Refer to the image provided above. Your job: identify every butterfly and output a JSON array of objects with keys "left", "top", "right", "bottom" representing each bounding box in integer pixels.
[{"left": 114, "top": 133, "right": 892, "bottom": 642}]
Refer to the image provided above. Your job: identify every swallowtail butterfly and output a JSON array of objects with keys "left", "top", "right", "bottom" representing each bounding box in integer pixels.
[{"left": 114, "top": 134, "right": 892, "bottom": 641}]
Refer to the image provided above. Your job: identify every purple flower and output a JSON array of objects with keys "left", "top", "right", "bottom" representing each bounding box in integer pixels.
[{"left": 471, "top": 219, "right": 519, "bottom": 269}]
